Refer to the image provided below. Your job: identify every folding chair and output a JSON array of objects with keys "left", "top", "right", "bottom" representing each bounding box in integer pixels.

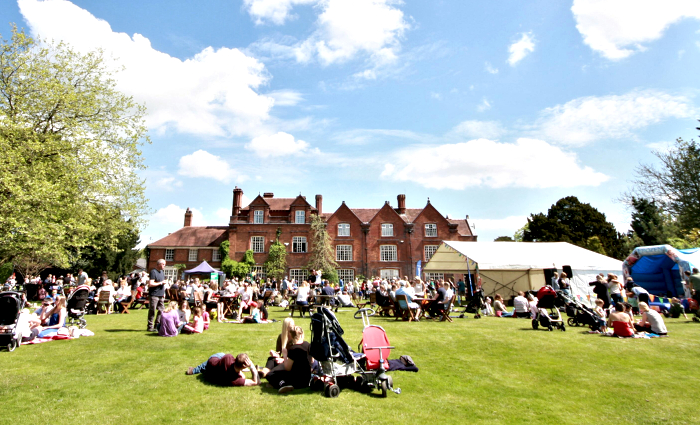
[
  {"left": 96, "top": 291, "right": 112, "bottom": 315},
  {"left": 440, "top": 295, "right": 456, "bottom": 322},
  {"left": 395, "top": 295, "right": 417, "bottom": 322}
]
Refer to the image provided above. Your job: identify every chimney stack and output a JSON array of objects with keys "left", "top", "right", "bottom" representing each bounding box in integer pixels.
[
  {"left": 397, "top": 194, "right": 406, "bottom": 214},
  {"left": 315, "top": 194, "right": 323, "bottom": 214},
  {"left": 232, "top": 186, "right": 243, "bottom": 217},
  {"left": 184, "top": 208, "right": 192, "bottom": 227},
  {"left": 263, "top": 192, "right": 274, "bottom": 198}
]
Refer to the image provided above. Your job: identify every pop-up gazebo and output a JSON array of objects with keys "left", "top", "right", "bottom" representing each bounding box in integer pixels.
[
  {"left": 184, "top": 260, "right": 225, "bottom": 283},
  {"left": 424, "top": 241, "right": 623, "bottom": 305}
]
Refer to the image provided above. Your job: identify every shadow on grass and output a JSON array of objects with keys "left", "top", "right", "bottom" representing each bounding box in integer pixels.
[{"left": 103, "top": 329, "right": 145, "bottom": 333}]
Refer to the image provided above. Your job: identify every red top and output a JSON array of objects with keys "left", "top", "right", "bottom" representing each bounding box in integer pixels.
[{"left": 612, "top": 320, "right": 634, "bottom": 337}]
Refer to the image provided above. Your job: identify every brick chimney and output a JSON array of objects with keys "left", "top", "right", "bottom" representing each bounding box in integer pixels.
[
  {"left": 184, "top": 208, "right": 192, "bottom": 227},
  {"left": 232, "top": 186, "right": 243, "bottom": 217},
  {"left": 397, "top": 194, "right": 406, "bottom": 214},
  {"left": 315, "top": 194, "right": 323, "bottom": 214},
  {"left": 263, "top": 192, "right": 274, "bottom": 198}
]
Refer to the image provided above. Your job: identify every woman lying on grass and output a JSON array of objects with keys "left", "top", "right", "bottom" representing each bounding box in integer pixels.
[{"left": 186, "top": 353, "right": 260, "bottom": 387}]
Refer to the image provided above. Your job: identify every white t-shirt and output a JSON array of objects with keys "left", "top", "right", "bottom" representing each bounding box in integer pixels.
[
  {"left": 513, "top": 296, "right": 529, "bottom": 313},
  {"left": 296, "top": 286, "right": 310, "bottom": 302},
  {"left": 444, "top": 288, "right": 454, "bottom": 303}
]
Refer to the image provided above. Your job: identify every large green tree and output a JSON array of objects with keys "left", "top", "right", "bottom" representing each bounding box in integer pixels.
[
  {"left": 624, "top": 134, "right": 700, "bottom": 231},
  {"left": 523, "top": 196, "right": 626, "bottom": 259},
  {"left": 628, "top": 197, "right": 676, "bottom": 246},
  {"left": 308, "top": 214, "right": 338, "bottom": 283},
  {"left": 0, "top": 27, "right": 148, "bottom": 272},
  {"left": 71, "top": 216, "right": 141, "bottom": 280}
]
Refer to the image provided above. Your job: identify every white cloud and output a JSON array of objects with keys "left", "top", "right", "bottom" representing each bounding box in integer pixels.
[
  {"left": 244, "top": 0, "right": 317, "bottom": 25},
  {"left": 153, "top": 204, "right": 206, "bottom": 226},
  {"left": 507, "top": 32, "right": 535, "bottom": 66},
  {"left": 472, "top": 216, "right": 528, "bottom": 235},
  {"left": 248, "top": 0, "right": 410, "bottom": 74},
  {"left": 477, "top": 98, "right": 492, "bottom": 112},
  {"left": 155, "top": 176, "right": 183, "bottom": 191},
  {"left": 484, "top": 61, "right": 499, "bottom": 74},
  {"left": 536, "top": 89, "right": 695, "bottom": 146},
  {"left": 266, "top": 90, "right": 304, "bottom": 106},
  {"left": 572, "top": 0, "right": 700, "bottom": 60},
  {"left": 449, "top": 120, "right": 505, "bottom": 139},
  {"left": 18, "top": 0, "right": 275, "bottom": 138},
  {"left": 430, "top": 92, "right": 442, "bottom": 100},
  {"left": 380, "top": 138, "right": 609, "bottom": 189},
  {"left": 245, "top": 131, "right": 313, "bottom": 157},
  {"left": 177, "top": 150, "right": 239, "bottom": 183}
]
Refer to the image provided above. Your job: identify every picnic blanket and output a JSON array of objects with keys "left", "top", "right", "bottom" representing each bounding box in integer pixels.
[{"left": 21, "top": 328, "right": 94, "bottom": 345}]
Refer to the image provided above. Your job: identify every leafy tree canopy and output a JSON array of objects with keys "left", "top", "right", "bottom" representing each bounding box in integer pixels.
[
  {"left": 308, "top": 214, "right": 338, "bottom": 283},
  {"left": 523, "top": 196, "right": 626, "bottom": 259},
  {"left": 0, "top": 27, "right": 148, "bottom": 272}
]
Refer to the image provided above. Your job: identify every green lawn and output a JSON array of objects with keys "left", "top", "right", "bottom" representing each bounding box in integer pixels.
[{"left": 2, "top": 306, "right": 698, "bottom": 425}]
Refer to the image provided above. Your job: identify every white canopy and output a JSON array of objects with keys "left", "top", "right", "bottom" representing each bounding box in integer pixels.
[{"left": 424, "top": 241, "right": 623, "bottom": 304}]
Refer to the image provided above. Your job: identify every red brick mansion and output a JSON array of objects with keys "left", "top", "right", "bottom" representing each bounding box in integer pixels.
[{"left": 147, "top": 187, "right": 477, "bottom": 283}]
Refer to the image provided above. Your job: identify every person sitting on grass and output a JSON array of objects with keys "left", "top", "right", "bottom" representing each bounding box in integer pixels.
[
  {"left": 38, "top": 295, "right": 67, "bottom": 338},
  {"left": 180, "top": 300, "right": 191, "bottom": 323},
  {"left": 513, "top": 291, "right": 530, "bottom": 318},
  {"left": 607, "top": 302, "right": 635, "bottom": 338},
  {"left": 182, "top": 306, "right": 204, "bottom": 334},
  {"left": 593, "top": 298, "right": 608, "bottom": 333},
  {"left": 186, "top": 353, "right": 260, "bottom": 387},
  {"left": 202, "top": 307, "right": 211, "bottom": 330},
  {"left": 527, "top": 293, "right": 538, "bottom": 319},
  {"left": 337, "top": 290, "right": 354, "bottom": 308},
  {"left": 260, "top": 318, "right": 295, "bottom": 378},
  {"left": 265, "top": 326, "right": 314, "bottom": 394},
  {"left": 634, "top": 302, "right": 668, "bottom": 335},
  {"left": 493, "top": 294, "right": 511, "bottom": 317},
  {"left": 159, "top": 301, "right": 181, "bottom": 337},
  {"left": 235, "top": 302, "right": 263, "bottom": 323}
]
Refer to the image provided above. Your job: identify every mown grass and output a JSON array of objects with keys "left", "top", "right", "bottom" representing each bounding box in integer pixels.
[{"left": 2, "top": 306, "right": 698, "bottom": 425}]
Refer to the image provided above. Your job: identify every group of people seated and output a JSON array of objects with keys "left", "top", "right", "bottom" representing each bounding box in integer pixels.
[
  {"left": 158, "top": 300, "right": 210, "bottom": 336},
  {"left": 185, "top": 318, "right": 316, "bottom": 394},
  {"left": 16, "top": 295, "right": 69, "bottom": 342}
]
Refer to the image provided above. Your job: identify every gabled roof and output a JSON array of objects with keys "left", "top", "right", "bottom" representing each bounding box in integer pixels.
[
  {"left": 325, "top": 201, "right": 365, "bottom": 224},
  {"left": 367, "top": 202, "right": 405, "bottom": 224},
  {"left": 149, "top": 226, "right": 228, "bottom": 248},
  {"left": 350, "top": 208, "right": 381, "bottom": 223},
  {"left": 242, "top": 196, "right": 316, "bottom": 211},
  {"left": 448, "top": 219, "right": 474, "bottom": 237},
  {"left": 398, "top": 208, "right": 424, "bottom": 223}
]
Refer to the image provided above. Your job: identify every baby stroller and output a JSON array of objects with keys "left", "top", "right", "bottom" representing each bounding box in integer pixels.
[
  {"left": 309, "top": 307, "right": 400, "bottom": 398},
  {"left": 532, "top": 287, "right": 566, "bottom": 331},
  {"left": 66, "top": 285, "right": 90, "bottom": 329},
  {"left": 0, "top": 291, "right": 26, "bottom": 351},
  {"left": 561, "top": 292, "right": 600, "bottom": 330},
  {"left": 461, "top": 288, "right": 485, "bottom": 319}
]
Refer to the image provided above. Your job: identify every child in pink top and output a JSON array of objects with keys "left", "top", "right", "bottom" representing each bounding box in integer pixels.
[
  {"left": 202, "top": 309, "right": 210, "bottom": 330},
  {"left": 183, "top": 306, "right": 204, "bottom": 334}
]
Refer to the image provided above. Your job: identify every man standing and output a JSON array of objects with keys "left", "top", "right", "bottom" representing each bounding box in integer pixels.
[
  {"left": 147, "top": 259, "right": 167, "bottom": 332},
  {"left": 78, "top": 269, "right": 88, "bottom": 287}
]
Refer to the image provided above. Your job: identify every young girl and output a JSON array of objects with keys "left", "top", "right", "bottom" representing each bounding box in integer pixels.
[
  {"left": 594, "top": 298, "right": 607, "bottom": 333},
  {"left": 183, "top": 306, "right": 204, "bottom": 334},
  {"left": 180, "top": 300, "right": 191, "bottom": 323},
  {"left": 202, "top": 308, "right": 211, "bottom": 330}
]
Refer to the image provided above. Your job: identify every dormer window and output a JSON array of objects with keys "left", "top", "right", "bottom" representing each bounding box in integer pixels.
[
  {"left": 338, "top": 223, "right": 350, "bottom": 236},
  {"left": 254, "top": 210, "right": 264, "bottom": 224},
  {"left": 381, "top": 223, "right": 393, "bottom": 237},
  {"left": 295, "top": 210, "right": 305, "bottom": 224}
]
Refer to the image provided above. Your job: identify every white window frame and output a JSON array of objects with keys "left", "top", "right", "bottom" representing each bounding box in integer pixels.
[
  {"left": 295, "top": 210, "right": 305, "bottom": 224},
  {"left": 253, "top": 210, "right": 264, "bottom": 224},
  {"left": 337, "top": 269, "right": 355, "bottom": 283},
  {"left": 188, "top": 249, "right": 198, "bottom": 262},
  {"left": 425, "top": 272, "right": 444, "bottom": 282},
  {"left": 292, "top": 236, "right": 307, "bottom": 253},
  {"left": 337, "top": 223, "right": 350, "bottom": 237},
  {"left": 380, "top": 269, "right": 399, "bottom": 279},
  {"left": 380, "top": 245, "right": 397, "bottom": 262},
  {"left": 212, "top": 249, "right": 221, "bottom": 262},
  {"left": 251, "top": 236, "right": 265, "bottom": 253},
  {"left": 336, "top": 245, "right": 353, "bottom": 262},
  {"left": 165, "top": 249, "right": 174, "bottom": 261},
  {"left": 164, "top": 266, "right": 179, "bottom": 282},
  {"left": 424, "top": 245, "right": 439, "bottom": 262},
  {"left": 425, "top": 223, "right": 438, "bottom": 237},
  {"left": 289, "top": 269, "right": 308, "bottom": 284},
  {"left": 381, "top": 223, "right": 393, "bottom": 237},
  {"left": 251, "top": 266, "right": 266, "bottom": 281}
]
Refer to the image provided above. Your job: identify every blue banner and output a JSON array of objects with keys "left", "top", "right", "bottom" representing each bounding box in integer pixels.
[{"left": 416, "top": 260, "right": 422, "bottom": 277}]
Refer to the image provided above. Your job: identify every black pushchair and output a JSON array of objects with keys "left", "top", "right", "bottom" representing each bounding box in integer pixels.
[
  {"left": 0, "top": 291, "right": 26, "bottom": 351},
  {"left": 561, "top": 292, "right": 600, "bottom": 331},
  {"left": 309, "top": 307, "right": 400, "bottom": 398},
  {"left": 532, "top": 287, "right": 566, "bottom": 331},
  {"left": 461, "top": 288, "right": 485, "bottom": 319},
  {"left": 66, "top": 285, "right": 90, "bottom": 329}
]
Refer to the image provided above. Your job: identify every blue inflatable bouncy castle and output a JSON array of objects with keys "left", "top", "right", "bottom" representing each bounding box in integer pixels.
[{"left": 622, "top": 245, "right": 699, "bottom": 298}]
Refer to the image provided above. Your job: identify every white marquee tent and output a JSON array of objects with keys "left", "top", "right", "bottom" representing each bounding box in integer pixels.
[{"left": 424, "top": 241, "right": 623, "bottom": 304}]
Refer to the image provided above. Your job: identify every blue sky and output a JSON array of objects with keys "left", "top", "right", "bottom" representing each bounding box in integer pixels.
[{"left": 3, "top": 0, "right": 699, "bottom": 247}]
